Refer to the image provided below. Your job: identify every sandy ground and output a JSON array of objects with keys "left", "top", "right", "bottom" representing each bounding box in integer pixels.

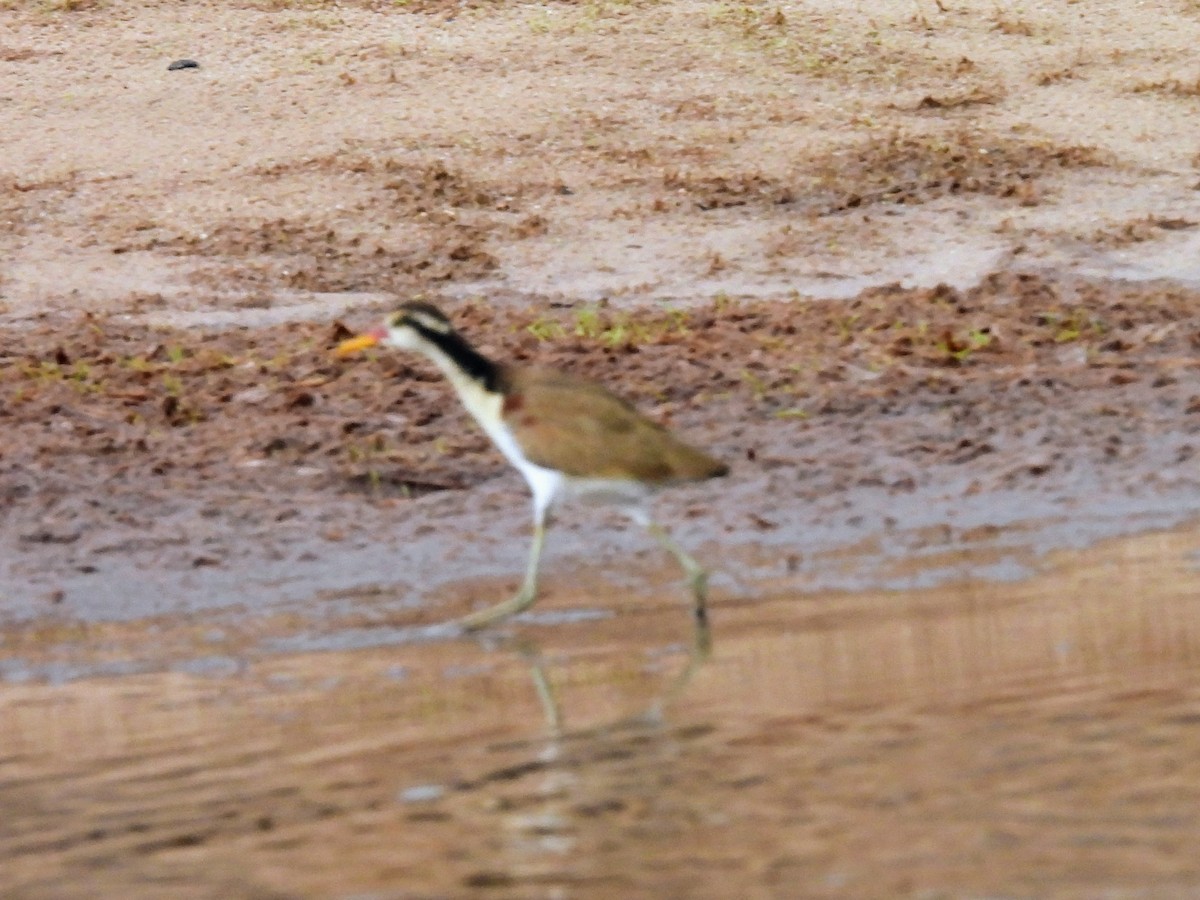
[{"left": 5, "top": 0, "right": 1200, "bottom": 896}]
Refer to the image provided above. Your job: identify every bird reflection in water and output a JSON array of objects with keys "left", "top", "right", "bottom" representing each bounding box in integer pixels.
[
  {"left": 441, "top": 612, "right": 716, "bottom": 887},
  {"left": 480, "top": 605, "right": 713, "bottom": 739}
]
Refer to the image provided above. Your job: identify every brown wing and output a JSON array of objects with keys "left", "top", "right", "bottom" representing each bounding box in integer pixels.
[{"left": 502, "top": 368, "right": 727, "bottom": 484}]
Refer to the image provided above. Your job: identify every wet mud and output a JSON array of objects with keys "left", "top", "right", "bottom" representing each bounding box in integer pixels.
[{"left": 3, "top": 272, "right": 1200, "bottom": 627}]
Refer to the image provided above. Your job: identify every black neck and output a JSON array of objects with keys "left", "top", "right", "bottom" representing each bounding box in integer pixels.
[{"left": 420, "top": 326, "right": 504, "bottom": 392}]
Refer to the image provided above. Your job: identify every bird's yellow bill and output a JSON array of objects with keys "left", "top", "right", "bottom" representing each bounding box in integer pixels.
[{"left": 334, "top": 333, "right": 381, "bottom": 357}]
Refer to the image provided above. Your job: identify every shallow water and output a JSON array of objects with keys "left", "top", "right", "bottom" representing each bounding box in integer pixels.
[{"left": 4, "top": 523, "right": 1200, "bottom": 897}]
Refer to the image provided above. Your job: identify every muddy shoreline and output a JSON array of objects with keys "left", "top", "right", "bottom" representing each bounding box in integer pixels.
[{"left": 3, "top": 272, "right": 1200, "bottom": 668}]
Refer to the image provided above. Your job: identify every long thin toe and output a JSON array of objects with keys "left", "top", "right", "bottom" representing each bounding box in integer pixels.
[
  {"left": 459, "top": 604, "right": 514, "bottom": 631},
  {"left": 458, "top": 591, "right": 537, "bottom": 631}
]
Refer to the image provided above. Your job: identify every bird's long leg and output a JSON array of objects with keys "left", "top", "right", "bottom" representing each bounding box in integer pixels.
[{"left": 459, "top": 519, "right": 547, "bottom": 631}]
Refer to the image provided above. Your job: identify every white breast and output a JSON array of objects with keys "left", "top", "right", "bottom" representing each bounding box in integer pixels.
[{"left": 451, "top": 376, "right": 566, "bottom": 517}]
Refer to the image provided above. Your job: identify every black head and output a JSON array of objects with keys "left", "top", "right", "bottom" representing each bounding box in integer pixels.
[
  {"left": 388, "top": 301, "right": 455, "bottom": 338},
  {"left": 374, "top": 301, "right": 500, "bottom": 390}
]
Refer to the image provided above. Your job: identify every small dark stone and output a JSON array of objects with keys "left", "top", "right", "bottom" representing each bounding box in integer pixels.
[{"left": 167, "top": 59, "right": 200, "bottom": 71}]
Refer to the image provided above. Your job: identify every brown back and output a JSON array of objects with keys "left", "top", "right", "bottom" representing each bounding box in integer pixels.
[{"left": 501, "top": 368, "right": 728, "bottom": 484}]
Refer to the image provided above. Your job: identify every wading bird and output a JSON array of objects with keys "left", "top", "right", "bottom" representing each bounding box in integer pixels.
[{"left": 336, "top": 302, "right": 728, "bottom": 630}]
